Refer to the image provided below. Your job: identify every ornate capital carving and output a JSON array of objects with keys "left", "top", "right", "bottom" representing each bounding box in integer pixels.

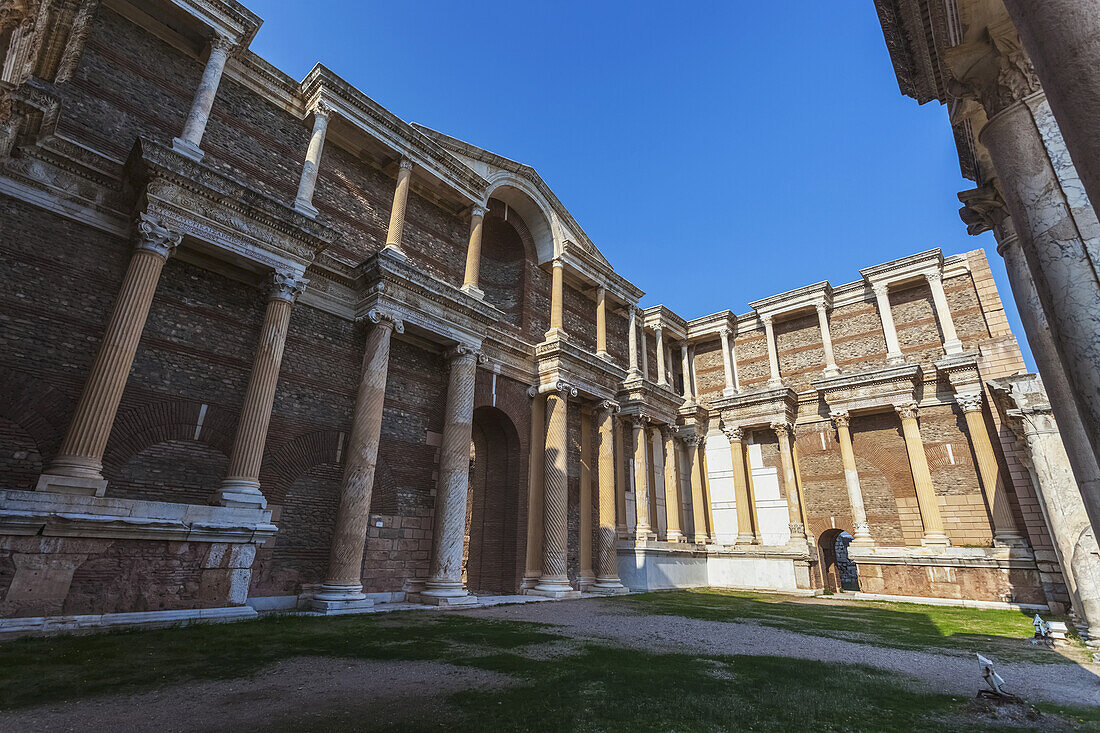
[
  {"left": 958, "top": 181, "right": 1008, "bottom": 236},
  {"left": 312, "top": 99, "right": 334, "bottom": 121},
  {"left": 925, "top": 271, "right": 943, "bottom": 286},
  {"left": 596, "top": 400, "right": 620, "bottom": 419},
  {"left": 945, "top": 18, "right": 1040, "bottom": 118},
  {"left": 658, "top": 423, "right": 676, "bottom": 441},
  {"left": 629, "top": 412, "right": 651, "bottom": 428},
  {"left": 471, "top": 206, "right": 486, "bottom": 219},
  {"left": 871, "top": 282, "right": 891, "bottom": 298},
  {"left": 209, "top": 34, "right": 238, "bottom": 55},
  {"left": 547, "top": 380, "right": 578, "bottom": 397},
  {"left": 955, "top": 391, "right": 984, "bottom": 413},
  {"left": 757, "top": 316, "right": 771, "bottom": 329},
  {"left": 446, "top": 344, "right": 483, "bottom": 364},
  {"left": 366, "top": 308, "right": 404, "bottom": 333},
  {"left": 721, "top": 423, "right": 743, "bottom": 443},
  {"left": 135, "top": 213, "right": 183, "bottom": 259},
  {"left": 398, "top": 158, "right": 414, "bottom": 171},
  {"left": 829, "top": 409, "right": 850, "bottom": 429},
  {"left": 770, "top": 420, "right": 792, "bottom": 439},
  {"left": 269, "top": 270, "right": 309, "bottom": 303},
  {"left": 894, "top": 401, "right": 919, "bottom": 420}
]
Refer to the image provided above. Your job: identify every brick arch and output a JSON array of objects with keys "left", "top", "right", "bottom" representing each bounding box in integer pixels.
[
  {"left": 0, "top": 366, "right": 72, "bottom": 466},
  {"left": 465, "top": 405, "right": 523, "bottom": 594},
  {"left": 102, "top": 400, "right": 236, "bottom": 481}
]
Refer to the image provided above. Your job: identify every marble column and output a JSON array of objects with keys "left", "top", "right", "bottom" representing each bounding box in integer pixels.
[
  {"left": 719, "top": 327, "right": 737, "bottom": 394},
  {"left": 215, "top": 270, "right": 307, "bottom": 509},
  {"left": 594, "top": 401, "right": 625, "bottom": 591},
  {"left": 871, "top": 283, "right": 904, "bottom": 364},
  {"left": 640, "top": 325, "right": 650, "bottom": 381},
  {"left": 649, "top": 426, "right": 665, "bottom": 536},
  {"left": 830, "top": 410, "right": 873, "bottom": 546},
  {"left": 383, "top": 159, "right": 413, "bottom": 259},
  {"left": 722, "top": 425, "right": 755, "bottom": 544},
  {"left": 655, "top": 326, "right": 668, "bottom": 386},
  {"left": 660, "top": 425, "right": 683, "bottom": 542},
  {"left": 772, "top": 421, "right": 808, "bottom": 548},
  {"left": 926, "top": 271, "right": 962, "bottom": 355},
  {"left": 315, "top": 310, "right": 401, "bottom": 608},
  {"left": 545, "top": 259, "right": 565, "bottom": 340},
  {"left": 742, "top": 436, "right": 764, "bottom": 544},
  {"left": 534, "top": 382, "right": 578, "bottom": 597},
  {"left": 627, "top": 305, "right": 640, "bottom": 378},
  {"left": 578, "top": 404, "right": 595, "bottom": 588},
  {"left": 172, "top": 34, "right": 234, "bottom": 162},
  {"left": 681, "top": 344, "right": 694, "bottom": 403},
  {"left": 631, "top": 414, "right": 652, "bottom": 542},
  {"left": 38, "top": 214, "right": 181, "bottom": 496},
  {"left": 614, "top": 413, "right": 628, "bottom": 538},
  {"left": 461, "top": 206, "right": 487, "bottom": 297},
  {"left": 423, "top": 346, "right": 480, "bottom": 605},
  {"left": 895, "top": 402, "right": 950, "bottom": 546},
  {"left": 955, "top": 392, "right": 1025, "bottom": 546},
  {"left": 685, "top": 434, "right": 708, "bottom": 544},
  {"left": 293, "top": 101, "right": 332, "bottom": 217},
  {"left": 523, "top": 391, "right": 546, "bottom": 588},
  {"left": 816, "top": 302, "right": 840, "bottom": 376},
  {"left": 761, "top": 316, "right": 782, "bottom": 387},
  {"left": 1001, "top": 0, "right": 1100, "bottom": 219},
  {"left": 595, "top": 286, "right": 609, "bottom": 358},
  {"left": 952, "top": 25, "right": 1100, "bottom": 491}
]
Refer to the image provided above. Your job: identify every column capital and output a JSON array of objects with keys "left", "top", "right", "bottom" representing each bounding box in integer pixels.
[
  {"left": 871, "top": 281, "right": 890, "bottom": 298},
  {"left": 925, "top": 270, "right": 943, "bottom": 286},
  {"left": 446, "top": 344, "right": 484, "bottom": 364},
  {"left": 658, "top": 423, "right": 677, "bottom": 440},
  {"left": 208, "top": 33, "right": 238, "bottom": 55},
  {"left": 654, "top": 325, "right": 663, "bottom": 336},
  {"left": 551, "top": 258, "right": 564, "bottom": 271},
  {"left": 470, "top": 205, "right": 486, "bottom": 219},
  {"left": 721, "top": 424, "right": 743, "bottom": 443},
  {"left": 829, "top": 409, "right": 850, "bottom": 428},
  {"left": 135, "top": 213, "right": 183, "bottom": 259},
  {"left": 770, "top": 420, "right": 792, "bottom": 439},
  {"left": 945, "top": 18, "right": 1040, "bottom": 118},
  {"left": 528, "top": 380, "right": 577, "bottom": 398},
  {"left": 958, "top": 181, "right": 1009, "bottom": 236},
  {"left": 269, "top": 270, "right": 309, "bottom": 303},
  {"left": 596, "top": 400, "right": 620, "bottom": 419},
  {"left": 814, "top": 300, "right": 829, "bottom": 315},
  {"left": 397, "top": 158, "right": 414, "bottom": 172},
  {"left": 629, "top": 412, "right": 651, "bottom": 428},
  {"left": 894, "top": 401, "right": 919, "bottom": 420},
  {"left": 311, "top": 99, "right": 334, "bottom": 121},
  {"left": 682, "top": 433, "right": 701, "bottom": 447},
  {"left": 755, "top": 316, "right": 770, "bottom": 329},
  {"left": 366, "top": 308, "right": 404, "bottom": 333},
  {"left": 955, "top": 391, "right": 984, "bottom": 413}
]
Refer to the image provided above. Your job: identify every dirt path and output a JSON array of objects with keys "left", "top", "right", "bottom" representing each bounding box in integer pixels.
[
  {"left": 0, "top": 657, "right": 515, "bottom": 733},
  {"left": 459, "top": 597, "right": 1100, "bottom": 708}
]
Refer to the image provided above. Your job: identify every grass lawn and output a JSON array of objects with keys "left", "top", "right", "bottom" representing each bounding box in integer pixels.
[
  {"left": 625, "top": 588, "right": 1081, "bottom": 662},
  {"left": 1, "top": 604, "right": 1098, "bottom": 731}
]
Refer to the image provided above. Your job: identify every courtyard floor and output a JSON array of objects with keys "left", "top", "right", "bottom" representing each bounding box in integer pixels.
[{"left": 1, "top": 590, "right": 1098, "bottom": 731}]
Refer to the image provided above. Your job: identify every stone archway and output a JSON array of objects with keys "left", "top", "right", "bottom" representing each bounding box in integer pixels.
[
  {"left": 818, "top": 528, "right": 859, "bottom": 592},
  {"left": 464, "top": 406, "right": 523, "bottom": 595}
]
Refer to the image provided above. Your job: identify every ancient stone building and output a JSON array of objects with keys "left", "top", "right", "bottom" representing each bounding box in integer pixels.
[{"left": 0, "top": 0, "right": 1091, "bottom": 636}]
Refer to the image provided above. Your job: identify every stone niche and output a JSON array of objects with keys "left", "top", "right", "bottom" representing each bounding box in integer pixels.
[{"left": 0, "top": 490, "right": 275, "bottom": 631}]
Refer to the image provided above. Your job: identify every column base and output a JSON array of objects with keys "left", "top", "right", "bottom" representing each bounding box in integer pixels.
[
  {"left": 531, "top": 575, "right": 580, "bottom": 599},
  {"left": 520, "top": 575, "right": 540, "bottom": 591},
  {"left": 577, "top": 573, "right": 597, "bottom": 592},
  {"left": 823, "top": 365, "right": 841, "bottom": 377},
  {"left": 591, "top": 578, "right": 630, "bottom": 595},
  {"left": 992, "top": 533, "right": 1029, "bottom": 548},
  {"left": 665, "top": 530, "right": 685, "bottom": 542},
  {"left": 171, "top": 137, "right": 204, "bottom": 163},
  {"left": 212, "top": 478, "right": 268, "bottom": 509},
  {"left": 597, "top": 350, "right": 612, "bottom": 361},
  {"left": 886, "top": 353, "right": 906, "bottom": 365},
  {"left": 543, "top": 328, "right": 568, "bottom": 342},
  {"left": 460, "top": 283, "right": 485, "bottom": 299},
  {"left": 850, "top": 535, "right": 875, "bottom": 548},
  {"left": 381, "top": 245, "right": 407, "bottom": 263},
  {"left": 921, "top": 533, "right": 952, "bottom": 547},
  {"left": 293, "top": 198, "right": 319, "bottom": 218},
  {"left": 735, "top": 532, "right": 756, "bottom": 545},
  {"left": 722, "top": 387, "right": 739, "bottom": 397},
  {"left": 312, "top": 584, "right": 374, "bottom": 613},
  {"left": 766, "top": 378, "right": 783, "bottom": 388},
  {"left": 419, "top": 592, "right": 478, "bottom": 607},
  {"left": 693, "top": 534, "right": 709, "bottom": 545},
  {"left": 942, "top": 340, "right": 964, "bottom": 355},
  {"left": 35, "top": 472, "right": 107, "bottom": 497}
]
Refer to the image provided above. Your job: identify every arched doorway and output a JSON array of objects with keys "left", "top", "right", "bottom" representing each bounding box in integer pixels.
[
  {"left": 818, "top": 528, "right": 859, "bottom": 592},
  {"left": 464, "top": 406, "right": 523, "bottom": 594}
]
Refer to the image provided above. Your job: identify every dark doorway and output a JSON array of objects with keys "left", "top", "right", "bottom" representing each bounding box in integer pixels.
[
  {"left": 464, "top": 406, "right": 522, "bottom": 595},
  {"left": 818, "top": 528, "right": 860, "bottom": 592}
]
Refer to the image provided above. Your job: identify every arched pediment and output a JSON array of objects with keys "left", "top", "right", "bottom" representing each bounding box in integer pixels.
[{"left": 483, "top": 172, "right": 560, "bottom": 265}]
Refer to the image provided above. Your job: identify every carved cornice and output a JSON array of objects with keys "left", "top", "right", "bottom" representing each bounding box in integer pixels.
[
  {"left": 711, "top": 384, "right": 797, "bottom": 429},
  {"left": 813, "top": 363, "right": 920, "bottom": 414}
]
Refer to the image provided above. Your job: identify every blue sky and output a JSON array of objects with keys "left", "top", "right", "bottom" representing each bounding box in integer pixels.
[{"left": 243, "top": 0, "right": 1033, "bottom": 370}]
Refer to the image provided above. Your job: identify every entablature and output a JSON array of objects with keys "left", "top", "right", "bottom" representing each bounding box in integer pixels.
[
  {"left": 535, "top": 334, "right": 626, "bottom": 403},
  {"left": 749, "top": 280, "right": 833, "bottom": 322},
  {"left": 642, "top": 305, "right": 688, "bottom": 341},
  {"left": 713, "top": 385, "right": 798, "bottom": 430},
  {"left": 812, "top": 363, "right": 922, "bottom": 415}
]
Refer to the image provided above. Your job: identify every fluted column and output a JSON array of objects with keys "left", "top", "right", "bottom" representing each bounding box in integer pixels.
[
  {"left": 423, "top": 346, "right": 481, "bottom": 605},
  {"left": 816, "top": 302, "right": 840, "bottom": 376},
  {"left": 772, "top": 421, "right": 808, "bottom": 548},
  {"left": 534, "top": 381, "right": 578, "bottom": 596},
  {"left": 293, "top": 101, "right": 332, "bottom": 217},
  {"left": 316, "top": 310, "right": 401, "bottom": 606},
  {"left": 681, "top": 345, "right": 694, "bottom": 403},
  {"left": 719, "top": 327, "right": 736, "bottom": 394},
  {"left": 830, "top": 410, "right": 873, "bottom": 546},
  {"left": 627, "top": 305, "right": 640, "bottom": 377},
  {"left": 523, "top": 391, "right": 546, "bottom": 588},
  {"left": 871, "top": 283, "right": 904, "bottom": 364},
  {"left": 631, "top": 414, "right": 652, "bottom": 542},
  {"left": 926, "top": 271, "right": 962, "bottom": 355},
  {"left": 38, "top": 214, "right": 182, "bottom": 496},
  {"left": 578, "top": 404, "right": 595, "bottom": 587},
  {"left": 685, "top": 435, "right": 708, "bottom": 544},
  {"left": 383, "top": 159, "right": 413, "bottom": 259},
  {"left": 722, "top": 424, "right": 755, "bottom": 544},
  {"left": 172, "top": 34, "right": 235, "bottom": 162},
  {"left": 215, "top": 270, "right": 308, "bottom": 509},
  {"left": 761, "top": 316, "right": 782, "bottom": 387},
  {"left": 660, "top": 425, "right": 683, "bottom": 542},
  {"left": 461, "top": 206, "right": 487, "bottom": 297},
  {"left": 545, "top": 259, "right": 566, "bottom": 340},
  {"left": 955, "top": 392, "right": 1025, "bottom": 546},
  {"left": 595, "top": 286, "right": 609, "bottom": 358},
  {"left": 895, "top": 402, "right": 950, "bottom": 546},
  {"left": 655, "top": 326, "right": 668, "bottom": 386},
  {"left": 594, "top": 401, "right": 625, "bottom": 591}
]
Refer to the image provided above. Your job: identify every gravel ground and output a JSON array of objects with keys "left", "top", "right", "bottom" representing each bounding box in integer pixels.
[
  {"left": 0, "top": 657, "right": 515, "bottom": 733},
  {"left": 459, "top": 597, "right": 1100, "bottom": 708}
]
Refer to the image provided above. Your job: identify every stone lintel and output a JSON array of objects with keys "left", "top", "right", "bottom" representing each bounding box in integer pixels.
[
  {"left": 641, "top": 304, "right": 688, "bottom": 340},
  {"left": 860, "top": 247, "right": 945, "bottom": 291},
  {"left": 711, "top": 385, "right": 797, "bottom": 429},
  {"left": 749, "top": 280, "right": 833, "bottom": 322},
  {"left": 812, "top": 363, "right": 921, "bottom": 414},
  {"left": 934, "top": 351, "right": 983, "bottom": 393}
]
